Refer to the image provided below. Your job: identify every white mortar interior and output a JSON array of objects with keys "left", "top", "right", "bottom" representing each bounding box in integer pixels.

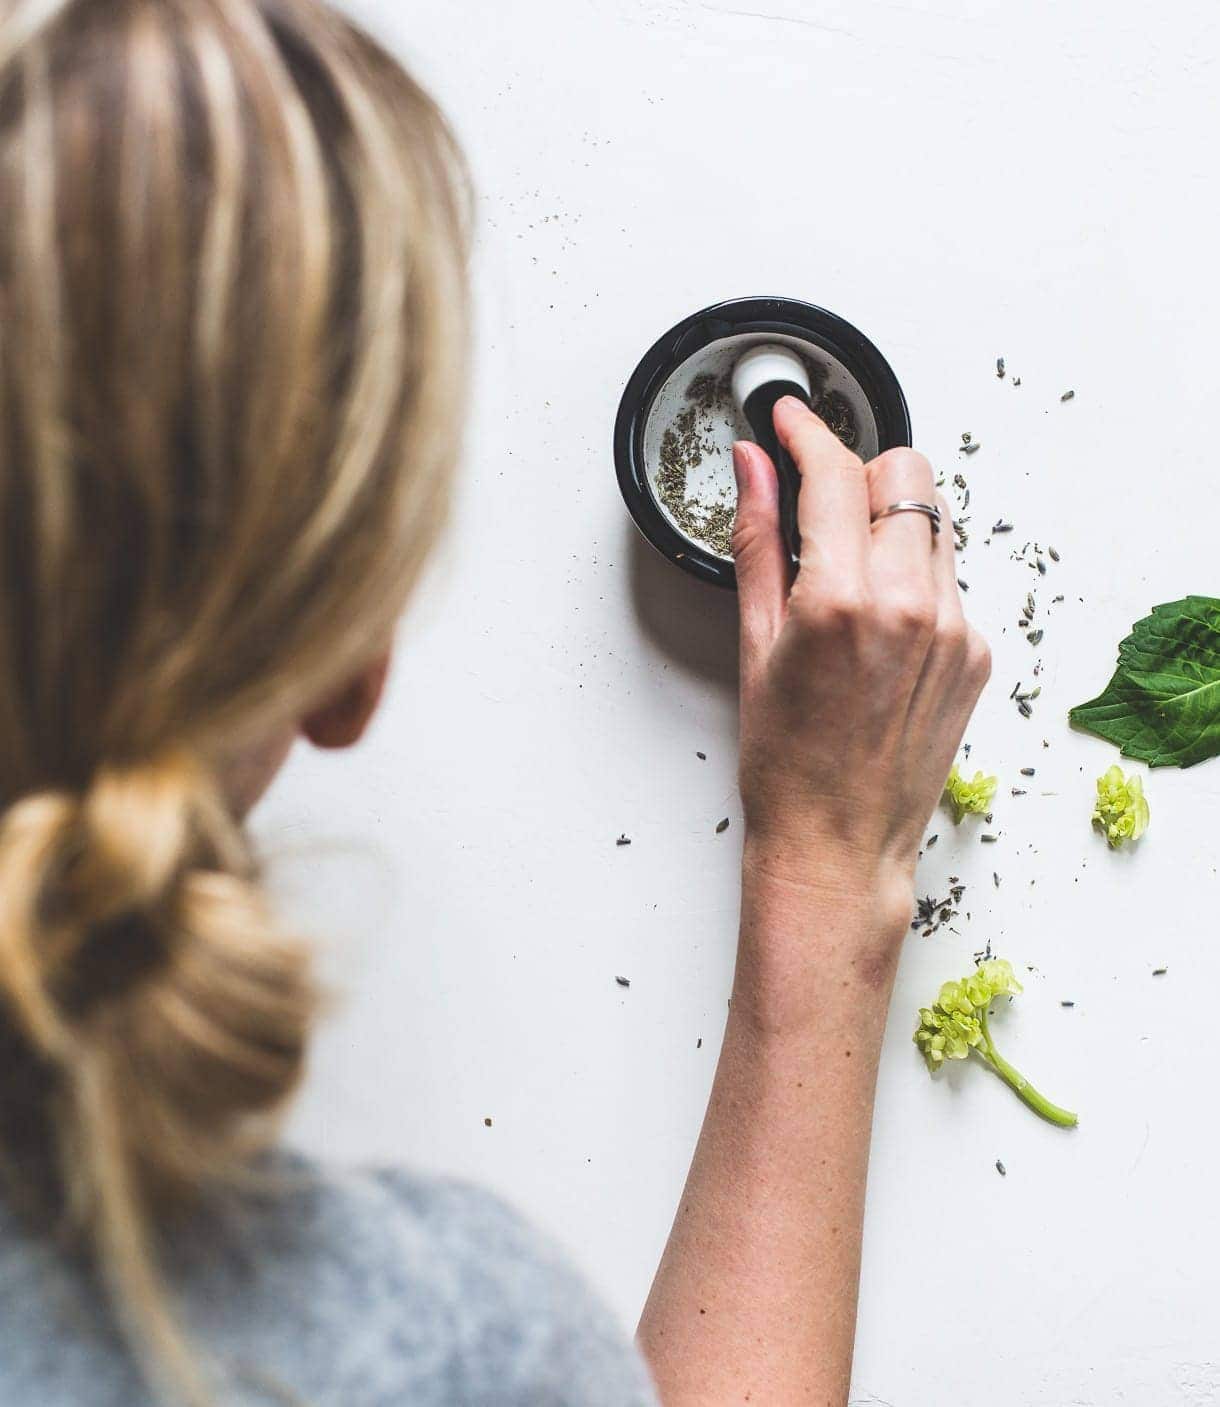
[{"left": 642, "top": 330, "right": 881, "bottom": 558}]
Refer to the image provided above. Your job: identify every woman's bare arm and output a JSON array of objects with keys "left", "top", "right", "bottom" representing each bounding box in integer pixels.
[{"left": 638, "top": 400, "right": 991, "bottom": 1404}]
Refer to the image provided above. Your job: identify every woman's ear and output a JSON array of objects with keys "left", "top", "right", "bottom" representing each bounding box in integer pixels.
[{"left": 300, "top": 651, "right": 392, "bottom": 750}]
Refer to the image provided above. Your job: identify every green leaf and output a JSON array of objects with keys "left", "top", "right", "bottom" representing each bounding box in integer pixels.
[{"left": 1069, "top": 597, "right": 1220, "bottom": 768}]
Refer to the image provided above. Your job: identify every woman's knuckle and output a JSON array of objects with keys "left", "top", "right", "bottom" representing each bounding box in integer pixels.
[
  {"left": 883, "top": 594, "right": 936, "bottom": 639},
  {"left": 874, "top": 446, "right": 932, "bottom": 482},
  {"left": 966, "top": 630, "right": 992, "bottom": 681},
  {"left": 936, "top": 616, "right": 969, "bottom": 654},
  {"left": 804, "top": 583, "right": 870, "bottom": 633},
  {"left": 730, "top": 515, "right": 762, "bottom": 560}
]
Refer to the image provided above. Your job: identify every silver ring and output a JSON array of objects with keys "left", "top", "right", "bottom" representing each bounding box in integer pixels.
[{"left": 871, "top": 500, "right": 942, "bottom": 535}]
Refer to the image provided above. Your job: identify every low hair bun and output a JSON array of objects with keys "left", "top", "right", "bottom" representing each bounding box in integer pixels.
[
  {"left": 0, "top": 750, "right": 236, "bottom": 1062},
  {"left": 0, "top": 745, "right": 313, "bottom": 1312}
]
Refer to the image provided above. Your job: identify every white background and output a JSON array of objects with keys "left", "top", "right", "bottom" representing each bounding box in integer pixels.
[{"left": 256, "top": 2, "right": 1220, "bottom": 1402}]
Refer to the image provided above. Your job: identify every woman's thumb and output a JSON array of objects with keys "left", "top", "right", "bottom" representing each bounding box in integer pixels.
[{"left": 732, "top": 441, "right": 788, "bottom": 665}]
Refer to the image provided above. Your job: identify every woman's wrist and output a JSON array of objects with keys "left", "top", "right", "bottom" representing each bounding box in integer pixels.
[
  {"left": 741, "top": 829, "right": 915, "bottom": 940},
  {"left": 731, "top": 835, "right": 911, "bottom": 1038}
]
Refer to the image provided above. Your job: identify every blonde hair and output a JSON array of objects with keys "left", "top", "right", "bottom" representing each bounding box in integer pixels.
[{"left": 0, "top": 0, "right": 467, "bottom": 1397}]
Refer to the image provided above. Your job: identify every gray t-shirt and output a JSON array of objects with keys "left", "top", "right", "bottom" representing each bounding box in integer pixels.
[{"left": 0, "top": 1156, "right": 659, "bottom": 1406}]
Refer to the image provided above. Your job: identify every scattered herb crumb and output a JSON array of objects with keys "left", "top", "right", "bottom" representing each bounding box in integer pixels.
[
  {"left": 996, "top": 357, "right": 1006, "bottom": 379},
  {"left": 696, "top": 751, "right": 707, "bottom": 760},
  {"left": 1027, "top": 629, "right": 1044, "bottom": 646},
  {"left": 912, "top": 881, "right": 967, "bottom": 937},
  {"left": 996, "top": 1159, "right": 1007, "bottom": 1176},
  {"left": 1061, "top": 1001, "right": 1075, "bottom": 1009},
  {"left": 484, "top": 1117, "right": 493, "bottom": 1127},
  {"left": 1020, "top": 767, "right": 1036, "bottom": 777},
  {"left": 1060, "top": 389, "right": 1075, "bottom": 402},
  {"left": 1152, "top": 967, "right": 1168, "bottom": 977},
  {"left": 615, "top": 976, "right": 631, "bottom": 988},
  {"left": 715, "top": 817, "right": 730, "bottom": 834},
  {"left": 1048, "top": 546, "right": 1061, "bottom": 562}
]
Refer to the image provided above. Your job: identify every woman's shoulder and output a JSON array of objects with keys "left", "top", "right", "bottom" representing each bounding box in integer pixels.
[
  {"left": 178, "top": 1151, "right": 660, "bottom": 1407},
  {"left": 0, "top": 1153, "right": 658, "bottom": 1407}
]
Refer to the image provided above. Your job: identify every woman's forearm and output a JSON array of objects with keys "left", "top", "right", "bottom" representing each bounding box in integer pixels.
[
  {"left": 637, "top": 857, "right": 906, "bottom": 1406},
  {"left": 637, "top": 404, "right": 989, "bottom": 1404}
]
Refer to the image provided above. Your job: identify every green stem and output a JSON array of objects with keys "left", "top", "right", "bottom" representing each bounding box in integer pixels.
[{"left": 976, "top": 1008, "right": 1077, "bottom": 1129}]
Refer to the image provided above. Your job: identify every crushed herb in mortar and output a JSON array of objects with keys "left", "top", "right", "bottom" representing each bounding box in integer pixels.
[
  {"left": 656, "top": 376, "right": 737, "bottom": 557},
  {"left": 656, "top": 368, "right": 859, "bottom": 559}
]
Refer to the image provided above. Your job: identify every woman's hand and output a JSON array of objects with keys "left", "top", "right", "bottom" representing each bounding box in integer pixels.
[{"left": 732, "top": 398, "right": 991, "bottom": 935}]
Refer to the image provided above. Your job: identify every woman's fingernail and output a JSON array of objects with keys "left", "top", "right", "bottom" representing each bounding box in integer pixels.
[{"left": 732, "top": 441, "right": 751, "bottom": 492}]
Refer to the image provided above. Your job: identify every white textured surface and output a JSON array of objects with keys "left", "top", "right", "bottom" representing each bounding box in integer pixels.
[{"left": 255, "top": 2, "right": 1220, "bottom": 1402}]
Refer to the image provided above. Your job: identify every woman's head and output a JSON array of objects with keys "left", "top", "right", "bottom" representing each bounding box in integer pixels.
[{"left": 0, "top": 0, "right": 466, "bottom": 1389}]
